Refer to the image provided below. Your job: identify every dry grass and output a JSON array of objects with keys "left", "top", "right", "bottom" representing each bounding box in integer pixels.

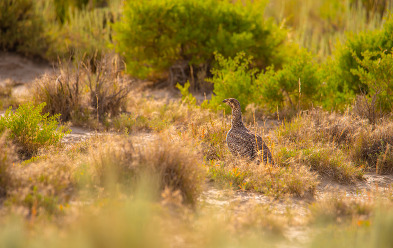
[
  {"left": 85, "top": 134, "right": 205, "bottom": 205},
  {"left": 115, "top": 94, "right": 229, "bottom": 160},
  {"left": 0, "top": 132, "right": 205, "bottom": 216},
  {"left": 32, "top": 55, "right": 132, "bottom": 125},
  {"left": 0, "top": 133, "right": 17, "bottom": 198},
  {"left": 86, "top": 54, "right": 132, "bottom": 121},
  {"left": 351, "top": 120, "right": 393, "bottom": 174},
  {"left": 208, "top": 155, "right": 318, "bottom": 197},
  {"left": 276, "top": 144, "right": 364, "bottom": 183},
  {"left": 275, "top": 110, "right": 369, "bottom": 181},
  {"left": 32, "top": 62, "right": 86, "bottom": 123},
  {"left": 276, "top": 109, "right": 366, "bottom": 146},
  {"left": 0, "top": 189, "right": 292, "bottom": 248},
  {"left": 309, "top": 192, "right": 374, "bottom": 225}
]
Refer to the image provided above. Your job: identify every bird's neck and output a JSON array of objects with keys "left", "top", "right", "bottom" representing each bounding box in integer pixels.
[{"left": 231, "top": 107, "right": 244, "bottom": 128}]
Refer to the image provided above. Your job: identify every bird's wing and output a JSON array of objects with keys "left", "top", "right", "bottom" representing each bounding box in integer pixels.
[
  {"left": 245, "top": 130, "right": 275, "bottom": 164},
  {"left": 227, "top": 130, "right": 257, "bottom": 158}
]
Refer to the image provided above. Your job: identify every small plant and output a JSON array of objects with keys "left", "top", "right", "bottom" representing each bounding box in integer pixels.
[
  {"left": 176, "top": 82, "right": 197, "bottom": 105},
  {"left": 33, "top": 62, "right": 84, "bottom": 122},
  {"left": 207, "top": 53, "right": 258, "bottom": 112},
  {"left": 257, "top": 48, "right": 321, "bottom": 112},
  {"left": 0, "top": 103, "right": 70, "bottom": 157},
  {"left": 86, "top": 55, "right": 132, "bottom": 121}
]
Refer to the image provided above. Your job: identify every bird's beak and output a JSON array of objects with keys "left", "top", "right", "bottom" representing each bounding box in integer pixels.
[{"left": 222, "top": 99, "right": 228, "bottom": 104}]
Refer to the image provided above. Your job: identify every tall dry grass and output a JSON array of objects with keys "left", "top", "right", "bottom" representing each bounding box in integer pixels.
[{"left": 33, "top": 54, "right": 132, "bottom": 125}]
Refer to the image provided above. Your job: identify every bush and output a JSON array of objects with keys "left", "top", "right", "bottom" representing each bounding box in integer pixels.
[
  {"left": 351, "top": 50, "right": 393, "bottom": 123},
  {"left": 207, "top": 53, "right": 258, "bottom": 112},
  {"left": 208, "top": 49, "right": 321, "bottom": 114},
  {"left": 351, "top": 120, "right": 393, "bottom": 174},
  {"left": 114, "top": 0, "right": 286, "bottom": 87},
  {"left": 325, "top": 15, "right": 393, "bottom": 106},
  {"left": 0, "top": 103, "right": 69, "bottom": 157},
  {"left": 0, "top": 0, "right": 47, "bottom": 55},
  {"left": 33, "top": 65, "right": 83, "bottom": 122},
  {"left": 33, "top": 55, "right": 131, "bottom": 125},
  {"left": 257, "top": 49, "right": 321, "bottom": 112},
  {"left": 0, "top": 0, "right": 48, "bottom": 57},
  {"left": 86, "top": 55, "right": 132, "bottom": 121}
]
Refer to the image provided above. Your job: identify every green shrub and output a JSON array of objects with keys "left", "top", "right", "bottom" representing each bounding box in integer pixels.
[
  {"left": 207, "top": 53, "right": 258, "bottom": 112},
  {"left": 351, "top": 50, "right": 393, "bottom": 122},
  {"left": 325, "top": 15, "right": 393, "bottom": 105},
  {"left": 0, "top": 0, "right": 48, "bottom": 57},
  {"left": 208, "top": 49, "right": 320, "bottom": 114},
  {"left": 114, "top": 0, "right": 286, "bottom": 85},
  {"left": 257, "top": 49, "right": 321, "bottom": 112},
  {"left": 0, "top": 103, "right": 70, "bottom": 157}
]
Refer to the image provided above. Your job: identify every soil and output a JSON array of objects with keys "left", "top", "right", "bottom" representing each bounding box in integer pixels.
[{"left": 0, "top": 52, "right": 54, "bottom": 97}]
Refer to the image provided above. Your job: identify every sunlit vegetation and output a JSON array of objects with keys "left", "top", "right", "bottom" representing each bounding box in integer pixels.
[{"left": 1, "top": 0, "right": 393, "bottom": 247}]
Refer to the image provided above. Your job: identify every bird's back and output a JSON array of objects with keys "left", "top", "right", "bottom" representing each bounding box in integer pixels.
[{"left": 226, "top": 125, "right": 274, "bottom": 164}]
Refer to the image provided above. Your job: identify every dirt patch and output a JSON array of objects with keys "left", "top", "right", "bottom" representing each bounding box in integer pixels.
[
  {"left": 0, "top": 52, "right": 54, "bottom": 97},
  {"left": 0, "top": 52, "right": 53, "bottom": 84}
]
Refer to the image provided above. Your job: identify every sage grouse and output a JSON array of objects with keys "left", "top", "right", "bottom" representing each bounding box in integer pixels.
[{"left": 223, "top": 98, "right": 274, "bottom": 165}]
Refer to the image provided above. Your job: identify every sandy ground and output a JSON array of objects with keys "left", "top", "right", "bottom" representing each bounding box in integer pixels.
[
  {"left": 0, "top": 52, "right": 53, "bottom": 84},
  {"left": 0, "top": 52, "right": 54, "bottom": 97}
]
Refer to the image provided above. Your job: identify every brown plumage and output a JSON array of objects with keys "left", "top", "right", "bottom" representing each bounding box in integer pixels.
[{"left": 223, "top": 98, "right": 274, "bottom": 165}]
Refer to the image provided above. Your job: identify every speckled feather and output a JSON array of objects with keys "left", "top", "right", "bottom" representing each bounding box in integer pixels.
[{"left": 223, "top": 98, "right": 274, "bottom": 165}]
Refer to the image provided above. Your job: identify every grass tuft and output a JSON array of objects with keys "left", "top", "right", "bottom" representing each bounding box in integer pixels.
[{"left": 208, "top": 156, "right": 318, "bottom": 197}]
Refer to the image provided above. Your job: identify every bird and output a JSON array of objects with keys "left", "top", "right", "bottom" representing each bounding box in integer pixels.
[{"left": 222, "top": 98, "right": 274, "bottom": 165}]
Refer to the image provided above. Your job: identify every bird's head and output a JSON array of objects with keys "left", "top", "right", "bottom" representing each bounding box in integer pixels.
[{"left": 222, "top": 98, "right": 241, "bottom": 110}]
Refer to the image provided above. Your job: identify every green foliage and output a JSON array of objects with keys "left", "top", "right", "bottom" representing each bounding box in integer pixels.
[
  {"left": 114, "top": 0, "right": 286, "bottom": 81},
  {"left": 0, "top": 0, "right": 48, "bottom": 57},
  {"left": 257, "top": 49, "right": 321, "bottom": 112},
  {"left": 351, "top": 50, "right": 393, "bottom": 114},
  {"left": 208, "top": 53, "right": 258, "bottom": 112},
  {"left": 208, "top": 50, "right": 320, "bottom": 113},
  {"left": 0, "top": 103, "right": 70, "bottom": 156},
  {"left": 176, "top": 82, "right": 196, "bottom": 105},
  {"left": 325, "top": 16, "right": 393, "bottom": 106}
]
